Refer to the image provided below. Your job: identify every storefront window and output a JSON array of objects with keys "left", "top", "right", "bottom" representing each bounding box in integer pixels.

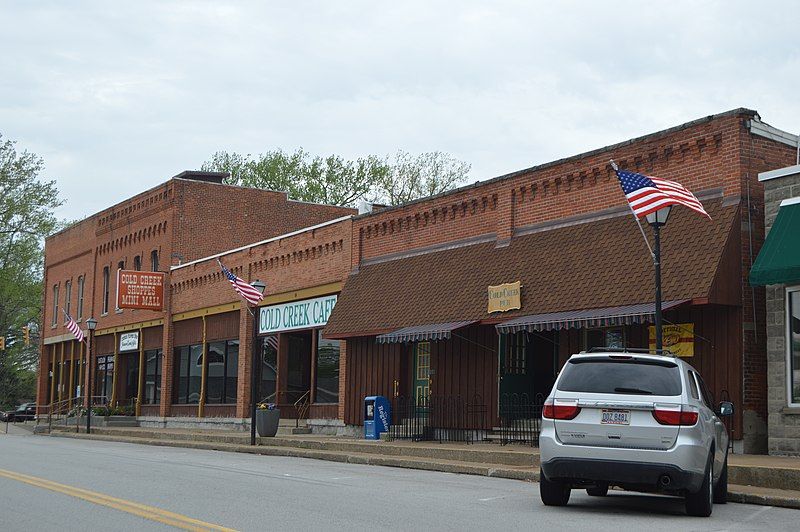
[
  {"left": 174, "top": 344, "right": 203, "bottom": 404},
  {"left": 95, "top": 355, "right": 114, "bottom": 403},
  {"left": 259, "top": 336, "right": 278, "bottom": 403},
  {"left": 206, "top": 340, "right": 239, "bottom": 404},
  {"left": 789, "top": 289, "right": 800, "bottom": 405},
  {"left": 144, "top": 349, "right": 162, "bottom": 404},
  {"left": 315, "top": 332, "right": 340, "bottom": 403},
  {"left": 585, "top": 327, "right": 625, "bottom": 350}
]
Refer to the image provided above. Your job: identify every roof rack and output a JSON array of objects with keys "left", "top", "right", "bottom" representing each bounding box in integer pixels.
[{"left": 581, "top": 347, "right": 676, "bottom": 357}]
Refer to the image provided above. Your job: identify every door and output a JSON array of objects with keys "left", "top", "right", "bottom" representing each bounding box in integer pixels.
[
  {"left": 413, "top": 342, "right": 431, "bottom": 403},
  {"left": 499, "top": 332, "right": 531, "bottom": 399}
]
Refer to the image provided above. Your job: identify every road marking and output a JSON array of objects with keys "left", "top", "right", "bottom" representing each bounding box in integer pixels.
[
  {"left": 478, "top": 496, "right": 505, "bottom": 501},
  {"left": 0, "top": 468, "right": 237, "bottom": 531}
]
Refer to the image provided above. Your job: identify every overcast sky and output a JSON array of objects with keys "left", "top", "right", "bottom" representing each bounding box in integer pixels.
[{"left": 2, "top": 1, "right": 799, "bottom": 221}]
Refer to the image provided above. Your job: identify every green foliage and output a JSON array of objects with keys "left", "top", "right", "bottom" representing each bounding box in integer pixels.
[
  {"left": 202, "top": 148, "right": 470, "bottom": 207},
  {"left": 92, "top": 405, "right": 134, "bottom": 417},
  {"left": 0, "top": 134, "right": 62, "bottom": 409}
]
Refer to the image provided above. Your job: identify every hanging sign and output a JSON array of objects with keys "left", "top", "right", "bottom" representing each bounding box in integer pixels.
[
  {"left": 488, "top": 282, "right": 521, "bottom": 313},
  {"left": 259, "top": 294, "right": 338, "bottom": 334},
  {"left": 116, "top": 270, "right": 165, "bottom": 311},
  {"left": 649, "top": 323, "right": 694, "bottom": 357},
  {"left": 119, "top": 331, "right": 139, "bottom": 352}
]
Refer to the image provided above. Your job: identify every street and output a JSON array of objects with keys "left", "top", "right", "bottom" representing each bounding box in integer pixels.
[{"left": 0, "top": 430, "right": 796, "bottom": 531}]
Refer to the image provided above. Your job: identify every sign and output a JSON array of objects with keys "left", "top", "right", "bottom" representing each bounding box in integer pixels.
[
  {"left": 119, "top": 331, "right": 139, "bottom": 352},
  {"left": 116, "top": 270, "right": 165, "bottom": 311},
  {"left": 649, "top": 323, "right": 694, "bottom": 357},
  {"left": 259, "top": 294, "right": 338, "bottom": 334},
  {"left": 487, "top": 282, "right": 521, "bottom": 313}
]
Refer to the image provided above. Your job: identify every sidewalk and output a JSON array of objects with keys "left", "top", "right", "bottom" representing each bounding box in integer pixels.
[{"left": 45, "top": 426, "right": 800, "bottom": 510}]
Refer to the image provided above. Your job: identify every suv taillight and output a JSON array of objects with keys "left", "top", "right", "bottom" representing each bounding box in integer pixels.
[
  {"left": 542, "top": 399, "right": 581, "bottom": 420},
  {"left": 652, "top": 406, "right": 698, "bottom": 426}
]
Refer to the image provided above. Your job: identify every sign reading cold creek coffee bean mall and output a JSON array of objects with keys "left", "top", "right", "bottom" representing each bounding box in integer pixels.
[
  {"left": 116, "top": 270, "right": 166, "bottom": 311},
  {"left": 487, "top": 281, "right": 521, "bottom": 313},
  {"left": 259, "top": 294, "right": 338, "bottom": 334}
]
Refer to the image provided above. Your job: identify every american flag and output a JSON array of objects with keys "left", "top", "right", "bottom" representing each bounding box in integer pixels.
[
  {"left": 615, "top": 169, "right": 711, "bottom": 219},
  {"left": 218, "top": 259, "right": 265, "bottom": 306},
  {"left": 64, "top": 310, "right": 84, "bottom": 343},
  {"left": 264, "top": 335, "right": 279, "bottom": 351}
]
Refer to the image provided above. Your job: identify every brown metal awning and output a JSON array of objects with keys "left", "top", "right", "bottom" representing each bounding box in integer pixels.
[
  {"left": 376, "top": 320, "right": 477, "bottom": 344},
  {"left": 495, "top": 300, "right": 689, "bottom": 334}
]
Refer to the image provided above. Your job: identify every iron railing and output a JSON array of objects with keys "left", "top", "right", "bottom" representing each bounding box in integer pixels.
[
  {"left": 388, "top": 394, "right": 488, "bottom": 443},
  {"left": 498, "top": 393, "right": 544, "bottom": 446},
  {"left": 294, "top": 390, "right": 311, "bottom": 429}
]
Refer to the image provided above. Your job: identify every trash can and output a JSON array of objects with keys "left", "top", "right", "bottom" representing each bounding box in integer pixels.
[{"left": 364, "top": 396, "right": 391, "bottom": 440}]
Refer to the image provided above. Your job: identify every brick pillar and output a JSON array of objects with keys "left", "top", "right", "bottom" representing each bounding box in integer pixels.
[
  {"left": 236, "top": 305, "right": 253, "bottom": 419},
  {"left": 159, "top": 288, "right": 174, "bottom": 417}
]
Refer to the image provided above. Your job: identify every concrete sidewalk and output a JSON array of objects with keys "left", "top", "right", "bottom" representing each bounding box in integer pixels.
[{"left": 44, "top": 425, "right": 800, "bottom": 510}]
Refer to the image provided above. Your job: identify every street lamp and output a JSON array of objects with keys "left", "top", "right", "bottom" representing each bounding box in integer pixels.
[
  {"left": 85, "top": 317, "right": 97, "bottom": 434},
  {"left": 645, "top": 206, "right": 672, "bottom": 352},
  {"left": 250, "top": 280, "right": 267, "bottom": 446}
]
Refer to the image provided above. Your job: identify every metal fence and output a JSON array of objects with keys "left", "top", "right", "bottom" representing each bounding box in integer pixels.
[
  {"left": 388, "top": 394, "right": 488, "bottom": 443},
  {"left": 498, "top": 393, "right": 544, "bottom": 446}
]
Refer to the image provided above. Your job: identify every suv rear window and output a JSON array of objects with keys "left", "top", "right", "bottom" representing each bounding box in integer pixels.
[{"left": 557, "top": 358, "right": 682, "bottom": 396}]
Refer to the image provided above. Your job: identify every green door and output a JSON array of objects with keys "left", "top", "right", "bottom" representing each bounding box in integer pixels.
[
  {"left": 499, "top": 332, "right": 530, "bottom": 399},
  {"left": 413, "top": 342, "right": 431, "bottom": 403}
]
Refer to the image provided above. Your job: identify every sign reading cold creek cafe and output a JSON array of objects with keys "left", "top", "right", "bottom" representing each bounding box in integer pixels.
[{"left": 258, "top": 294, "right": 338, "bottom": 334}]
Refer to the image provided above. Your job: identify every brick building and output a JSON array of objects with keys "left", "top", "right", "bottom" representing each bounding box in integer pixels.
[
  {"left": 325, "top": 108, "right": 797, "bottom": 453},
  {"left": 39, "top": 109, "right": 798, "bottom": 451},
  {"left": 39, "top": 171, "right": 354, "bottom": 429}
]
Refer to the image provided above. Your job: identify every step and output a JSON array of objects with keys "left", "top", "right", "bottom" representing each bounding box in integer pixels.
[
  {"left": 51, "top": 426, "right": 537, "bottom": 467},
  {"left": 728, "top": 484, "right": 800, "bottom": 510}
]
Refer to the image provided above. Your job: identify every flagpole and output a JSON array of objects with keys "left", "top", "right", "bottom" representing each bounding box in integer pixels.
[{"left": 610, "top": 160, "right": 655, "bottom": 259}]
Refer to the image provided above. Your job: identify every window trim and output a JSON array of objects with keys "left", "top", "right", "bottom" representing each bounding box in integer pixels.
[
  {"left": 76, "top": 275, "right": 84, "bottom": 321},
  {"left": 787, "top": 286, "right": 800, "bottom": 408},
  {"left": 52, "top": 284, "right": 60, "bottom": 327},
  {"left": 64, "top": 280, "right": 72, "bottom": 323}
]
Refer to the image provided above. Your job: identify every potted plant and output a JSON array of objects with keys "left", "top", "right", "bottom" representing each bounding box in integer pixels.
[{"left": 256, "top": 402, "right": 280, "bottom": 437}]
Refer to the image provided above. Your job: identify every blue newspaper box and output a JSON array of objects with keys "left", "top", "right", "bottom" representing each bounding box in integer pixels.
[{"left": 364, "top": 396, "right": 391, "bottom": 440}]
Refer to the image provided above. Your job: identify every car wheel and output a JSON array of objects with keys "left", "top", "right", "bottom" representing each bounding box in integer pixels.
[
  {"left": 586, "top": 483, "right": 609, "bottom": 497},
  {"left": 685, "top": 455, "right": 714, "bottom": 517},
  {"left": 539, "top": 468, "right": 571, "bottom": 506},
  {"left": 714, "top": 454, "right": 728, "bottom": 504}
]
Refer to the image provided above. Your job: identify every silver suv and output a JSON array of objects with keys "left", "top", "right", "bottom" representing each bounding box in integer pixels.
[{"left": 539, "top": 348, "right": 733, "bottom": 517}]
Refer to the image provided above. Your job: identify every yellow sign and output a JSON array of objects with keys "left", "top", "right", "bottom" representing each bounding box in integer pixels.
[
  {"left": 488, "top": 282, "right": 521, "bottom": 313},
  {"left": 649, "top": 323, "right": 694, "bottom": 357}
]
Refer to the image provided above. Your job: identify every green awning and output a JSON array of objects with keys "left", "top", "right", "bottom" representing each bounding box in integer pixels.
[{"left": 750, "top": 199, "right": 800, "bottom": 286}]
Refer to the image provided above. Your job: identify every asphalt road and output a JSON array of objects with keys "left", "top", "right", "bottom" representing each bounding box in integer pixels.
[{"left": 0, "top": 429, "right": 797, "bottom": 531}]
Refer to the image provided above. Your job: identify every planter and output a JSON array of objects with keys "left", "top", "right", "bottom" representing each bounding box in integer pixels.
[{"left": 256, "top": 409, "right": 280, "bottom": 437}]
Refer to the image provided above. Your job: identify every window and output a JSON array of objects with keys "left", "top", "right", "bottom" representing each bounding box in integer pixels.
[
  {"left": 144, "top": 349, "right": 162, "bottom": 404},
  {"left": 116, "top": 261, "right": 125, "bottom": 312},
  {"left": 95, "top": 355, "right": 114, "bottom": 402},
  {"left": 133, "top": 255, "right": 141, "bottom": 271},
  {"left": 76, "top": 276, "right": 84, "bottom": 320},
  {"left": 557, "top": 358, "right": 682, "bottom": 396},
  {"left": 151, "top": 250, "right": 159, "bottom": 272},
  {"left": 695, "top": 373, "right": 715, "bottom": 408},
  {"left": 315, "top": 332, "right": 340, "bottom": 403},
  {"left": 64, "top": 280, "right": 72, "bottom": 321},
  {"left": 790, "top": 288, "right": 800, "bottom": 406},
  {"left": 585, "top": 327, "right": 626, "bottom": 350},
  {"left": 687, "top": 371, "right": 699, "bottom": 400},
  {"left": 173, "top": 344, "right": 203, "bottom": 404},
  {"left": 52, "top": 284, "right": 59, "bottom": 326},
  {"left": 102, "top": 267, "right": 110, "bottom": 314},
  {"left": 206, "top": 340, "right": 239, "bottom": 404},
  {"left": 259, "top": 336, "right": 278, "bottom": 403},
  {"left": 118, "top": 260, "right": 125, "bottom": 271},
  {"left": 504, "top": 332, "right": 527, "bottom": 375}
]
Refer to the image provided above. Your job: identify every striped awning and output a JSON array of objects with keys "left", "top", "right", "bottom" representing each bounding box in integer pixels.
[
  {"left": 495, "top": 300, "right": 689, "bottom": 334},
  {"left": 376, "top": 320, "right": 477, "bottom": 344}
]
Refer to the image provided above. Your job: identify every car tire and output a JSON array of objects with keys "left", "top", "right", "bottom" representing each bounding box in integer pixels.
[
  {"left": 685, "top": 455, "right": 714, "bottom": 517},
  {"left": 714, "top": 454, "right": 728, "bottom": 504},
  {"left": 586, "top": 483, "right": 609, "bottom": 497},
  {"left": 540, "top": 468, "right": 571, "bottom": 506}
]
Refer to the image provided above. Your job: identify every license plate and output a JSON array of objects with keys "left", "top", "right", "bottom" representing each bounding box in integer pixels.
[{"left": 601, "top": 409, "right": 630, "bottom": 425}]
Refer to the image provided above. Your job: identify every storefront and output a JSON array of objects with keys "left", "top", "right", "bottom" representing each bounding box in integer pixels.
[
  {"left": 326, "top": 197, "right": 744, "bottom": 442},
  {"left": 256, "top": 293, "right": 341, "bottom": 420}
]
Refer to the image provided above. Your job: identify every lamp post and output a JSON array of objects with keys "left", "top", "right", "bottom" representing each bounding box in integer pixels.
[
  {"left": 250, "top": 280, "right": 267, "bottom": 446},
  {"left": 85, "top": 317, "right": 97, "bottom": 434},
  {"left": 645, "top": 207, "right": 672, "bottom": 351}
]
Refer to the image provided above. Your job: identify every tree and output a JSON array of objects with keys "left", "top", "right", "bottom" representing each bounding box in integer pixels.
[
  {"left": 202, "top": 148, "right": 470, "bottom": 207},
  {"left": 0, "top": 134, "right": 61, "bottom": 408}
]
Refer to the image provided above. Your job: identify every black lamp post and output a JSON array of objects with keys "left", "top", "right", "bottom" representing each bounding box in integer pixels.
[
  {"left": 85, "top": 317, "right": 97, "bottom": 434},
  {"left": 645, "top": 207, "right": 672, "bottom": 351},
  {"left": 250, "top": 280, "right": 267, "bottom": 446}
]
